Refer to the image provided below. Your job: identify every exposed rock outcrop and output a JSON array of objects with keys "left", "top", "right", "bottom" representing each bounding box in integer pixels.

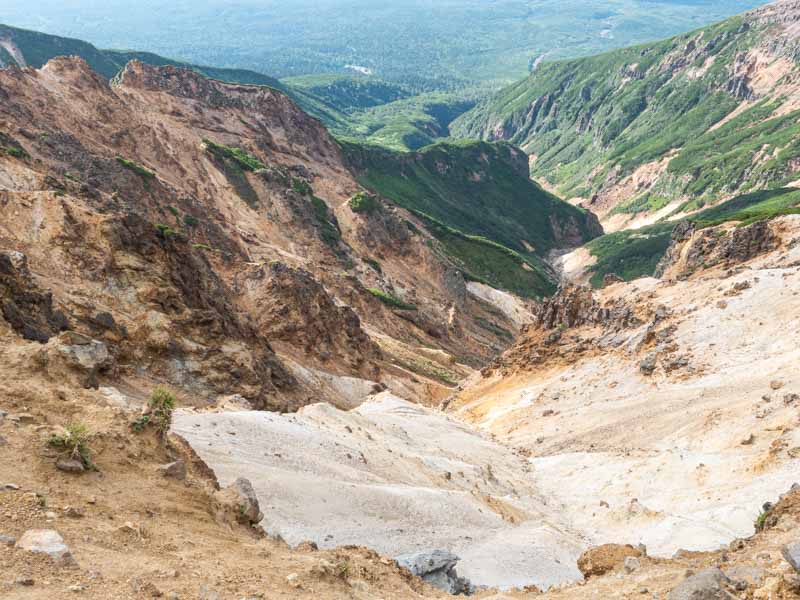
[
  {"left": 239, "top": 262, "right": 380, "bottom": 377},
  {"left": 396, "top": 549, "right": 472, "bottom": 595},
  {"left": 655, "top": 220, "right": 779, "bottom": 280},
  {"left": 0, "top": 251, "right": 68, "bottom": 342}
]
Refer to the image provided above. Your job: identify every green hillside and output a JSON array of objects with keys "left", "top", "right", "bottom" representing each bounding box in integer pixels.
[
  {"left": 585, "top": 187, "right": 800, "bottom": 287},
  {"left": 452, "top": 9, "right": 800, "bottom": 215},
  {"left": 345, "top": 139, "right": 602, "bottom": 297}
]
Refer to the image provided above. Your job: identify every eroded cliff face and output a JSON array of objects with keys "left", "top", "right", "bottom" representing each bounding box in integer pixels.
[{"left": 0, "top": 57, "right": 528, "bottom": 410}]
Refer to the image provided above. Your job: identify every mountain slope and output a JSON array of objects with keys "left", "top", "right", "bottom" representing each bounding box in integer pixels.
[
  {"left": 345, "top": 139, "right": 602, "bottom": 297},
  {"left": 452, "top": 0, "right": 800, "bottom": 228}
]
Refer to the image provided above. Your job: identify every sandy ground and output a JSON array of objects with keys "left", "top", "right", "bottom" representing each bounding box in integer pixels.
[
  {"left": 172, "top": 393, "right": 586, "bottom": 590},
  {"left": 455, "top": 216, "right": 800, "bottom": 561}
]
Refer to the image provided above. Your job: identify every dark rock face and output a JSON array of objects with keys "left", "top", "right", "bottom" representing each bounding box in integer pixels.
[
  {"left": 656, "top": 220, "right": 779, "bottom": 279},
  {"left": 0, "top": 251, "right": 69, "bottom": 342},
  {"left": 108, "top": 214, "right": 298, "bottom": 410},
  {"left": 534, "top": 285, "right": 638, "bottom": 331},
  {"left": 241, "top": 262, "right": 381, "bottom": 376}
]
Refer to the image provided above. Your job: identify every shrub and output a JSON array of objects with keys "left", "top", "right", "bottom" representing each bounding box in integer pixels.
[
  {"left": 1, "top": 145, "right": 28, "bottom": 159},
  {"left": 202, "top": 139, "right": 265, "bottom": 171},
  {"left": 348, "top": 191, "right": 380, "bottom": 214},
  {"left": 310, "top": 196, "right": 341, "bottom": 246},
  {"left": 367, "top": 288, "right": 417, "bottom": 310},
  {"left": 155, "top": 223, "right": 178, "bottom": 237},
  {"left": 193, "top": 243, "right": 212, "bottom": 251},
  {"left": 132, "top": 387, "right": 176, "bottom": 438},
  {"left": 291, "top": 177, "right": 313, "bottom": 196},
  {"left": 183, "top": 214, "right": 199, "bottom": 227},
  {"left": 116, "top": 156, "right": 155, "bottom": 179},
  {"left": 755, "top": 509, "right": 770, "bottom": 531},
  {"left": 48, "top": 422, "right": 94, "bottom": 469},
  {"left": 167, "top": 205, "right": 180, "bottom": 217}
]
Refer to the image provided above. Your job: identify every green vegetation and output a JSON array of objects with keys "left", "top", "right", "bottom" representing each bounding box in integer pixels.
[
  {"left": 155, "top": 223, "right": 178, "bottom": 238},
  {"left": 193, "top": 243, "right": 212, "bottom": 251},
  {"left": 364, "top": 258, "right": 382, "bottom": 273},
  {"left": 585, "top": 187, "right": 800, "bottom": 286},
  {"left": 116, "top": 156, "right": 155, "bottom": 179},
  {"left": 282, "top": 73, "right": 413, "bottom": 113},
  {"left": 346, "top": 139, "right": 598, "bottom": 255},
  {"left": 310, "top": 196, "right": 341, "bottom": 247},
  {"left": 368, "top": 288, "right": 417, "bottom": 311},
  {"left": 183, "top": 214, "right": 199, "bottom": 227},
  {"left": 48, "top": 422, "right": 94, "bottom": 470},
  {"left": 202, "top": 139, "right": 265, "bottom": 172},
  {"left": 452, "top": 12, "right": 800, "bottom": 208},
  {"left": 0, "top": 145, "right": 27, "bottom": 159},
  {"left": 755, "top": 509, "right": 769, "bottom": 531},
  {"left": 348, "top": 192, "right": 380, "bottom": 214},
  {"left": 132, "top": 387, "right": 176, "bottom": 438},
  {"left": 167, "top": 205, "right": 180, "bottom": 217},
  {"left": 345, "top": 138, "right": 598, "bottom": 297},
  {"left": 586, "top": 225, "right": 674, "bottom": 288}
]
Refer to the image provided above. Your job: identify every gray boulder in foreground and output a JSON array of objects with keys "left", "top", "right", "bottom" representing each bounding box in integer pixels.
[
  {"left": 784, "top": 542, "right": 800, "bottom": 573},
  {"left": 397, "top": 549, "right": 472, "bottom": 595},
  {"left": 667, "top": 567, "right": 737, "bottom": 600}
]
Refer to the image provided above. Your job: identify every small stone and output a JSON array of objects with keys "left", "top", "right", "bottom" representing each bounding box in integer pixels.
[
  {"left": 15, "top": 577, "right": 34, "bottom": 586},
  {"left": 2, "top": 483, "right": 20, "bottom": 490},
  {"left": 199, "top": 584, "right": 221, "bottom": 599},
  {"left": 0, "top": 534, "right": 16, "bottom": 546},
  {"left": 56, "top": 458, "right": 85, "bottom": 474},
  {"left": 14, "top": 413, "right": 36, "bottom": 425},
  {"left": 0, "top": 435, "right": 7, "bottom": 446},
  {"left": 68, "top": 583, "right": 89, "bottom": 592},
  {"left": 624, "top": 556, "right": 641, "bottom": 573},
  {"left": 639, "top": 353, "right": 658, "bottom": 375},
  {"left": 716, "top": 300, "right": 728, "bottom": 309},
  {"left": 639, "top": 587, "right": 649, "bottom": 594},
  {"left": 741, "top": 434, "right": 755, "bottom": 445},
  {"left": 770, "top": 380, "right": 784, "bottom": 390},
  {"left": 157, "top": 460, "right": 186, "bottom": 481},
  {"left": 45, "top": 511, "right": 58, "bottom": 520},
  {"left": 64, "top": 506, "right": 84, "bottom": 519}
]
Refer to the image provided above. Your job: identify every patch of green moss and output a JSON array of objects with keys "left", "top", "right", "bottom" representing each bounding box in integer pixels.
[
  {"left": 368, "top": 288, "right": 417, "bottom": 310},
  {"left": 348, "top": 191, "right": 380, "bottom": 214},
  {"left": 202, "top": 139, "right": 265, "bottom": 171},
  {"left": 116, "top": 156, "right": 155, "bottom": 179}
]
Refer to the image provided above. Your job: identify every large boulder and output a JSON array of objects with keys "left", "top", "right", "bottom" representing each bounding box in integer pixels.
[
  {"left": 214, "top": 477, "right": 263, "bottom": 527},
  {"left": 783, "top": 542, "right": 800, "bottom": 573},
  {"left": 577, "top": 543, "right": 644, "bottom": 578},
  {"left": 38, "top": 331, "right": 112, "bottom": 389},
  {"left": 396, "top": 549, "right": 471, "bottom": 595},
  {"left": 16, "top": 529, "right": 75, "bottom": 565},
  {"left": 667, "top": 568, "right": 738, "bottom": 600}
]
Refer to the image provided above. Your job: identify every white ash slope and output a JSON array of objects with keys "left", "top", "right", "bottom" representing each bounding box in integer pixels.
[
  {"left": 172, "top": 392, "right": 585, "bottom": 590},
  {"left": 455, "top": 215, "right": 800, "bottom": 559}
]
